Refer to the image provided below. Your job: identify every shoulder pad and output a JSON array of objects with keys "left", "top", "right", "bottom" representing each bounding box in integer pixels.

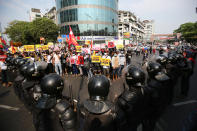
[
  {"left": 120, "top": 91, "right": 137, "bottom": 102},
  {"left": 55, "top": 100, "right": 70, "bottom": 114},
  {"left": 155, "top": 73, "right": 170, "bottom": 81},
  {"left": 22, "top": 81, "right": 35, "bottom": 89},
  {"left": 36, "top": 96, "right": 56, "bottom": 109},
  {"left": 14, "top": 75, "right": 24, "bottom": 82},
  {"left": 83, "top": 100, "right": 113, "bottom": 114}
]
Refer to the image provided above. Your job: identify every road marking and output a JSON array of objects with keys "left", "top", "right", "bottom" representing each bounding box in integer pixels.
[
  {"left": 173, "top": 100, "right": 197, "bottom": 106},
  {"left": 0, "top": 105, "right": 20, "bottom": 111}
]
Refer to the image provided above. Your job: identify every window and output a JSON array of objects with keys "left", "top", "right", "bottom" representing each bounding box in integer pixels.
[{"left": 36, "top": 14, "right": 41, "bottom": 17}]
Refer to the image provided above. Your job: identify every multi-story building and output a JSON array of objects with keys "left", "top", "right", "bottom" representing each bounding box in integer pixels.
[
  {"left": 44, "top": 7, "right": 58, "bottom": 25},
  {"left": 118, "top": 10, "right": 145, "bottom": 43},
  {"left": 29, "top": 8, "right": 43, "bottom": 22},
  {"left": 143, "top": 20, "right": 155, "bottom": 42},
  {"left": 55, "top": 0, "right": 118, "bottom": 42}
]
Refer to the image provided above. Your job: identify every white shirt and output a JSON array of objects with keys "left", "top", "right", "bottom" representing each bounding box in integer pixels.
[
  {"left": 47, "top": 55, "right": 52, "bottom": 63},
  {"left": 0, "top": 61, "right": 7, "bottom": 70},
  {"left": 118, "top": 54, "right": 125, "bottom": 66},
  {"left": 54, "top": 54, "right": 61, "bottom": 63}
]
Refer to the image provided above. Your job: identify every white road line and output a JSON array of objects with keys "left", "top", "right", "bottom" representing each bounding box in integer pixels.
[
  {"left": 173, "top": 100, "right": 197, "bottom": 106},
  {"left": 0, "top": 105, "right": 20, "bottom": 111}
]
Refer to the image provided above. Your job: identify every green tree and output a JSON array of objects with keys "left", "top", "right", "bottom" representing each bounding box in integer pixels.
[
  {"left": 5, "top": 18, "right": 59, "bottom": 45},
  {"left": 5, "top": 20, "right": 34, "bottom": 44},
  {"left": 31, "top": 18, "right": 59, "bottom": 44},
  {"left": 174, "top": 22, "right": 197, "bottom": 44}
]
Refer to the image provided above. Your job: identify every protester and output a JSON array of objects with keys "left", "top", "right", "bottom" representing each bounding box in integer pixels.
[
  {"left": 61, "top": 52, "right": 67, "bottom": 76},
  {"left": 102, "top": 53, "right": 111, "bottom": 78},
  {"left": 118, "top": 51, "right": 126, "bottom": 77},
  {"left": 53, "top": 51, "right": 62, "bottom": 76},
  {"left": 0, "top": 60, "right": 8, "bottom": 87},
  {"left": 112, "top": 53, "right": 120, "bottom": 81}
]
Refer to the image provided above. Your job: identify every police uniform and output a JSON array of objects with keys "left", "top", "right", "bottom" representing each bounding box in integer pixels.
[
  {"left": 79, "top": 75, "right": 126, "bottom": 131},
  {"left": 35, "top": 73, "right": 77, "bottom": 131}
]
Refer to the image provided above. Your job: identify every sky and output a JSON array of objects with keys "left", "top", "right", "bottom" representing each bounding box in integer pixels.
[{"left": 0, "top": 0, "right": 197, "bottom": 35}]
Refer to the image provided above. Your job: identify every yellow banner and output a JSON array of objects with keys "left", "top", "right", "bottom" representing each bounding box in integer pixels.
[
  {"left": 42, "top": 45, "right": 49, "bottom": 50},
  {"left": 24, "top": 45, "right": 35, "bottom": 52},
  {"left": 35, "top": 44, "right": 42, "bottom": 49},
  {"left": 91, "top": 56, "right": 101, "bottom": 63},
  {"left": 18, "top": 47, "right": 24, "bottom": 52},
  {"left": 76, "top": 46, "right": 82, "bottom": 52},
  {"left": 100, "top": 58, "right": 110, "bottom": 66},
  {"left": 116, "top": 44, "right": 124, "bottom": 49},
  {"left": 48, "top": 42, "right": 53, "bottom": 46},
  {"left": 85, "top": 40, "right": 91, "bottom": 45}
]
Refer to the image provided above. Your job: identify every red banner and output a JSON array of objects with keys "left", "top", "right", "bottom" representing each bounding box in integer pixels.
[{"left": 108, "top": 42, "right": 115, "bottom": 48}]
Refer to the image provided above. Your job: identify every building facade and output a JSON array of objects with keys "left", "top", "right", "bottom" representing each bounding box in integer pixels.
[
  {"left": 143, "top": 20, "right": 155, "bottom": 42},
  {"left": 56, "top": 0, "right": 118, "bottom": 41},
  {"left": 29, "top": 8, "right": 43, "bottom": 22},
  {"left": 44, "top": 7, "right": 58, "bottom": 25},
  {"left": 118, "top": 10, "right": 145, "bottom": 43}
]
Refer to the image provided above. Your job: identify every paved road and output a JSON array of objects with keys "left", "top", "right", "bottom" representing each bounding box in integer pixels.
[
  {"left": 0, "top": 86, "right": 35, "bottom": 131},
  {"left": 0, "top": 53, "right": 196, "bottom": 131}
]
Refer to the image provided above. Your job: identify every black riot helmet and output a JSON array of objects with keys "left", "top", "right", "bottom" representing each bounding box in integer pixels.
[
  {"left": 5, "top": 57, "right": 12, "bottom": 64},
  {"left": 41, "top": 73, "right": 64, "bottom": 98},
  {"left": 19, "top": 63, "right": 30, "bottom": 76},
  {"left": 147, "top": 62, "right": 162, "bottom": 78},
  {"left": 125, "top": 66, "right": 145, "bottom": 88},
  {"left": 34, "top": 61, "right": 48, "bottom": 75},
  {"left": 88, "top": 75, "right": 110, "bottom": 101},
  {"left": 19, "top": 63, "right": 29, "bottom": 76},
  {"left": 175, "top": 53, "right": 184, "bottom": 62},
  {"left": 26, "top": 64, "right": 35, "bottom": 78},
  {"left": 156, "top": 55, "right": 167, "bottom": 65},
  {"left": 167, "top": 53, "right": 176, "bottom": 64},
  {"left": 18, "top": 59, "right": 26, "bottom": 67},
  {"left": 11, "top": 57, "right": 16, "bottom": 65},
  {"left": 15, "top": 57, "right": 22, "bottom": 66}
]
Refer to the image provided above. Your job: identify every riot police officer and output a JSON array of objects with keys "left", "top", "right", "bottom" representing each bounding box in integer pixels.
[
  {"left": 126, "top": 49, "right": 132, "bottom": 65},
  {"left": 156, "top": 54, "right": 168, "bottom": 69},
  {"left": 35, "top": 73, "right": 77, "bottom": 131},
  {"left": 21, "top": 61, "right": 48, "bottom": 112},
  {"left": 143, "top": 62, "right": 172, "bottom": 131},
  {"left": 13, "top": 59, "right": 29, "bottom": 98},
  {"left": 117, "top": 66, "right": 147, "bottom": 131},
  {"left": 79, "top": 75, "right": 125, "bottom": 131},
  {"left": 179, "top": 52, "right": 193, "bottom": 97}
]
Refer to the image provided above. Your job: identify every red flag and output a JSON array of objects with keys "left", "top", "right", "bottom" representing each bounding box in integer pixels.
[
  {"left": 11, "top": 46, "right": 16, "bottom": 54},
  {"left": 0, "top": 37, "right": 6, "bottom": 45},
  {"left": 90, "top": 40, "right": 93, "bottom": 49},
  {"left": 69, "top": 25, "right": 78, "bottom": 46}
]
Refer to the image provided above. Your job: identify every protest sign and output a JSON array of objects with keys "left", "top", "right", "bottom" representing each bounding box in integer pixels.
[
  {"left": 42, "top": 45, "right": 49, "bottom": 50},
  {"left": 91, "top": 56, "right": 101, "bottom": 63},
  {"left": 108, "top": 42, "right": 115, "bottom": 48},
  {"left": 76, "top": 46, "right": 82, "bottom": 52},
  {"left": 100, "top": 58, "right": 110, "bottom": 66},
  {"left": 116, "top": 44, "right": 124, "bottom": 49},
  {"left": 24, "top": 45, "right": 35, "bottom": 52}
]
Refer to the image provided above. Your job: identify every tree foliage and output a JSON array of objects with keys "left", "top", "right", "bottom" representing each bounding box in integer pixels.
[
  {"left": 174, "top": 22, "right": 197, "bottom": 43},
  {"left": 5, "top": 18, "right": 59, "bottom": 45}
]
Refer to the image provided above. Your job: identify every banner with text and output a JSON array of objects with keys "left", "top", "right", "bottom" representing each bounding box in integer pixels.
[
  {"left": 91, "top": 56, "right": 101, "bottom": 63},
  {"left": 100, "top": 58, "right": 110, "bottom": 66},
  {"left": 42, "top": 45, "right": 49, "bottom": 50},
  {"left": 24, "top": 45, "right": 35, "bottom": 52},
  {"left": 76, "top": 46, "right": 82, "bottom": 52}
]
